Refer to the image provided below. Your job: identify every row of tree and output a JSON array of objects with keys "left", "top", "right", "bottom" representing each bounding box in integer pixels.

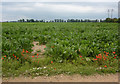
[
  {"left": 18, "top": 18, "right": 120, "bottom": 23},
  {"left": 105, "top": 18, "right": 120, "bottom": 23}
]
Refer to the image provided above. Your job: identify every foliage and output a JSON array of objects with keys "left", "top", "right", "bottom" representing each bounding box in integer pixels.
[{"left": 2, "top": 22, "right": 118, "bottom": 62}]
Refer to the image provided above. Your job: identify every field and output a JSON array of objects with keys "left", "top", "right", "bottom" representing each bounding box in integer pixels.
[{"left": 2, "top": 22, "right": 119, "bottom": 78}]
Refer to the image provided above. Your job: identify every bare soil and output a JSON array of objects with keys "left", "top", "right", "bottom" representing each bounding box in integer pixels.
[
  {"left": 31, "top": 41, "right": 46, "bottom": 59},
  {"left": 3, "top": 73, "right": 119, "bottom": 82}
]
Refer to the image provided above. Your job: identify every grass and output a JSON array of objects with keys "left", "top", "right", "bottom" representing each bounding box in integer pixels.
[{"left": 2, "top": 55, "right": 119, "bottom": 78}]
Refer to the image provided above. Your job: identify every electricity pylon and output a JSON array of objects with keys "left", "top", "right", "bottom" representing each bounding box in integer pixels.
[
  {"left": 111, "top": 9, "right": 114, "bottom": 19},
  {"left": 108, "top": 9, "right": 110, "bottom": 18}
]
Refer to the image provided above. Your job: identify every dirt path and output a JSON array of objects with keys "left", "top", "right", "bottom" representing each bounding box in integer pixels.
[{"left": 3, "top": 73, "right": 119, "bottom": 82}]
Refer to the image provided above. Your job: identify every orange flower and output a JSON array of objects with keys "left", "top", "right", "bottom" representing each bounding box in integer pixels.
[
  {"left": 115, "top": 55, "right": 117, "bottom": 56},
  {"left": 37, "top": 54, "right": 39, "bottom": 56},
  {"left": 51, "top": 61, "right": 53, "bottom": 63},
  {"left": 14, "top": 56, "right": 16, "bottom": 58},
  {"left": 4, "top": 55, "right": 6, "bottom": 57},
  {"left": 17, "top": 57, "right": 19, "bottom": 59},
  {"left": 32, "top": 56, "right": 34, "bottom": 58},
  {"left": 2, "top": 58, "right": 4, "bottom": 60},
  {"left": 104, "top": 65, "right": 107, "bottom": 68}
]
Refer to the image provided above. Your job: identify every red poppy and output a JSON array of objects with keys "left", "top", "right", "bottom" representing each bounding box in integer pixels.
[
  {"left": 32, "top": 56, "right": 34, "bottom": 58},
  {"left": 4, "top": 55, "right": 6, "bottom": 57},
  {"left": 93, "top": 59, "right": 97, "bottom": 61},
  {"left": 115, "top": 55, "right": 117, "bottom": 56},
  {"left": 17, "top": 57, "right": 19, "bottom": 59},
  {"left": 14, "top": 56, "right": 16, "bottom": 58},
  {"left": 104, "top": 65, "right": 107, "bottom": 68},
  {"left": 106, "top": 54, "right": 108, "bottom": 56},
  {"left": 114, "top": 57, "right": 116, "bottom": 59},
  {"left": 80, "top": 56, "right": 82, "bottom": 57},
  {"left": 51, "top": 61, "right": 53, "bottom": 63},
  {"left": 104, "top": 51, "right": 106, "bottom": 53},
  {"left": 2, "top": 58, "right": 4, "bottom": 60},
  {"left": 26, "top": 50, "right": 29, "bottom": 53},
  {"left": 37, "top": 57, "right": 38, "bottom": 58},
  {"left": 103, "top": 56, "right": 104, "bottom": 58},
  {"left": 44, "top": 46, "right": 46, "bottom": 48},
  {"left": 113, "top": 52, "right": 115, "bottom": 54},
  {"left": 13, "top": 54, "right": 14, "bottom": 56},
  {"left": 22, "top": 49, "right": 25, "bottom": 53},
  {"left": 37, "top": 54, "right": 39, "bottom": 56}
]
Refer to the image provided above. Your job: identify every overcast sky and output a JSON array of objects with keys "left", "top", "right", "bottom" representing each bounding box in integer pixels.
[{"left": 1, "top": 0, "right": 119, "bottom": 21}]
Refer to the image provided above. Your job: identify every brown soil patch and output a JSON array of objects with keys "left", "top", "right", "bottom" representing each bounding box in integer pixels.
[
  {"left": 3, "top": 73, "right": 119, "bottom": 82},
  {"left": 30, "top": 41, "right": 46, "bottom": 59}
]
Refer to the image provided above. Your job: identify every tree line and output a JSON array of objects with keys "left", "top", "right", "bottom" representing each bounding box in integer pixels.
[{"left": 17, "top": 18, "right": 120, "bottom": 23}]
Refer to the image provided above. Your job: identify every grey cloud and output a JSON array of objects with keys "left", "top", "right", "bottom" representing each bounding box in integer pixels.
[{"left": 2, "top": 2, "right": 118, "bottom": 21}]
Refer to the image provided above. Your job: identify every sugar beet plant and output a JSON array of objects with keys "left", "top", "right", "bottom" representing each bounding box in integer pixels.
[{"left": 2, "top": 22, "right": 118, "bottom": 63}]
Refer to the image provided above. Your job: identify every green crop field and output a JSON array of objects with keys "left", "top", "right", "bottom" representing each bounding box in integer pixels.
[{"left": 2, "top": 22, "right": 119, "bottom": 77}]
